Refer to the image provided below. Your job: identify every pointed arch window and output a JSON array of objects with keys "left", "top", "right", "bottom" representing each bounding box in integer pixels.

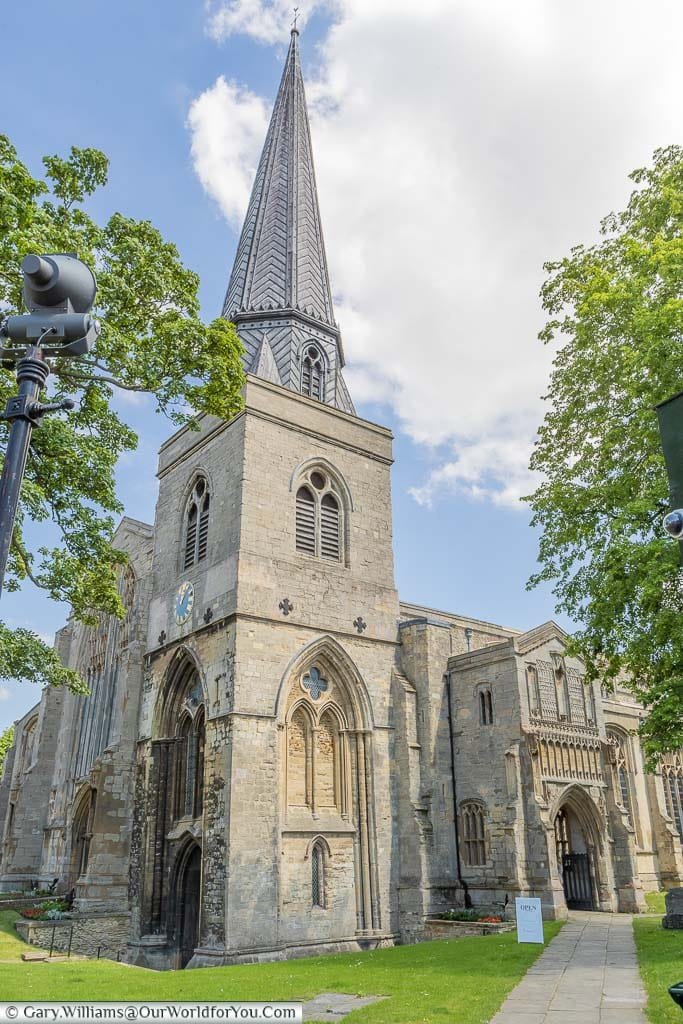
[
  {"left": 295, "top": 469, "right": 343, "bottom": 563},
  {"left": 184, "top": 478, "right": 210, "bottom": 571},
  {"left": 173, "top": 678, "right": 205, "bottom": 821},
  {"left": 301, "top": 345, "right": 325, "bottom": 402},
  {"left": 311, "top": 842, "right": 325, "bottom": 908},
  {"left": 662, "top": 753, "right": 683, "bottom": 841},
  {"left": 607, "top": 728, "right": 634, "bottom": 822},
  {"left": 460, "top": 801, "right": 486, "bottom": 866}
]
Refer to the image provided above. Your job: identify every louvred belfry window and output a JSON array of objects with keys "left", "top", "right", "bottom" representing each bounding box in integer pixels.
[
  {"left": 320, "top": 494, "right": 340, "bottom": 560},
  {"left": 184, "top": 478, "right": 210, "bottom": 570},
  {"left": 301, "top": 345, "right": 325, "bottom": 402},
  {"left": 295, "top": 469, "right": 344, "bottom": 563},
  {"left": 296, "top": 487, "right": 316, "bottom": 554}
]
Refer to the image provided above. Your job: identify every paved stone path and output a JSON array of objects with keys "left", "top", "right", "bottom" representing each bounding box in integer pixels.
[
  {"left": 301, "top": 992, "right": 385, "bottom": 1022},
  {"left": 491, "top": 912, "right": 647, "bottom": 1024}
]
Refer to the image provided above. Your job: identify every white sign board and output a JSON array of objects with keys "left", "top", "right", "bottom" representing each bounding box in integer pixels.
[{"left": 515, "top": 897, "right": 544, "bottom": 944}]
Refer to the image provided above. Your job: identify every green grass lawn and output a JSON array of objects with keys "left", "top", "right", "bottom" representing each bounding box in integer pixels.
[
  {"left": 633, "top": 916, "right": 683, "bottom": 1024},
  {"left": 645, "top": 891, "right": 667, "bottom": 915},
  {"left": 0, "top": 912, "right": 562, "bottom": 1023}
]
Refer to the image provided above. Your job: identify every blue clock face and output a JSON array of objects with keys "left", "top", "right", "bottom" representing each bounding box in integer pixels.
[{"left": 174, "top": 581, "right": 194, "bottom": 625}]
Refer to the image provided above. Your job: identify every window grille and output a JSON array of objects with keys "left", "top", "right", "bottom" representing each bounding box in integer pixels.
[
  {"left": 479, "top": 689, "right": 493, "bottom": 725},
  {"left": 296, "top": 487, "right": 316, "bottom": 554},
  {"left": 566, "top": 668, "right": 587, "bottom": 725},
  {"left": 184, "top": 478, "right": 210, "bottom": 570},
  {"left": 174, "top": 680, "right": 205, "bottom": 821},
  {"left": 461, "top": 803, "right": 486, "bottom": 866},
  {"left": 537, "top": 661, "right": 559, "bottom": 719},
  {"left": 312, "top": 844, "right": 324, "bottom": 907}
]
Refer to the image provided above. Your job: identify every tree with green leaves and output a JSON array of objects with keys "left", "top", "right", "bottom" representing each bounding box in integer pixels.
[
  {"left": 527, "top": 145, "right": 683, "bottom": 763},
  {"left": 0, "top": 725, "right": 14, "bottom": 777},
  {"left": 0, "top": 137, "right": 245, "bottom": 691}
]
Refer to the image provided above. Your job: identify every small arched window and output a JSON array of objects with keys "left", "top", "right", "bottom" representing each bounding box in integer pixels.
[
  {"left": 311, "top": 842, "right": 325, "bottom": 907},
  {"left": 295, "top": 469, "right": 343, "bottom": 562},
  {"left": 301, "top": 345, "right": 325, "bottom": 402},
  {"left": 479, "top": 688, "right": 493, "bottom": 726},
  {"left": 184, "top": 478, "right": 210, "bottom": 570},
  {"left": 461, "top": 802, "right": 486, "bottom": 866}
]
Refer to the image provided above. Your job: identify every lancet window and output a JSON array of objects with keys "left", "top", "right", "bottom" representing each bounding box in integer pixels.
[
  {"left": 183, "top": 477, "right": 210, "bottom": 571},
  {"left": 311, "top": 842, "right": 325, "bottom": 908},
  {"left": 479, "top": 688, "right": 493, "bottom": 726},
  {"left": 301, "top": 345, "right": 325, "bottom": 402}
]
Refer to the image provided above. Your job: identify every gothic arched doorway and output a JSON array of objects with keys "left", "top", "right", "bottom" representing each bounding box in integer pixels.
[
  {"left": 175, "top": 843, "right": 201, "bottom": 968},
  {"left": 554, "top": 802, "right": 595, "bottom": 910}
]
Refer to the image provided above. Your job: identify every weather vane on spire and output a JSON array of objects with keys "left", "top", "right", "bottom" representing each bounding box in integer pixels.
[{"left": 292, "top": 7, "right": 299, "bottom": 31}]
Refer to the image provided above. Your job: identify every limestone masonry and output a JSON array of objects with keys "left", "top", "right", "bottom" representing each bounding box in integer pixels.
[{"left": 1, "top": 29, "right": 682, "bottom": 969}]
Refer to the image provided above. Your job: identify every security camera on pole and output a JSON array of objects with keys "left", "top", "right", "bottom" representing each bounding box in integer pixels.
[{"left": 0, "top": 253, "right": 100, "bottom": 595}]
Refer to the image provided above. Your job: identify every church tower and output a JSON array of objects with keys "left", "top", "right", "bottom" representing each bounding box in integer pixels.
[
  {"left": 131, "top": 29, "right": 401, "bottom": 968},
  {"left": 223, "top": 27, "right": 355, "bottom": 414}
]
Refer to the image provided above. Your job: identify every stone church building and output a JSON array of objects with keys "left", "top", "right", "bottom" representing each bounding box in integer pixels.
[{"left": 1, "top": 29, "right": 682, "bottom": 969}]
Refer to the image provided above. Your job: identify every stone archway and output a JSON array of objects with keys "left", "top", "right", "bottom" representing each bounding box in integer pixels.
[
  {"left": 550, "top": 785, "right": 613, "bottom": 913},
  {"left": 172, "top": 841, "right": 202, "bottom": 968}
]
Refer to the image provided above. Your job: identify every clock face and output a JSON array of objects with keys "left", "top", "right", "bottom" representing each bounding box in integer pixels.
[{"left": 174, "top": 581, "right": 194, "bottom": 625}]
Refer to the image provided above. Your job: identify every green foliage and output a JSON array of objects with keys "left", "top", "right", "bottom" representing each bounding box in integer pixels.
[
  {"left": 633, "top": 916, "right": 683, "bottom": 1023},
  {"left": 0, "top": 909, "right": 562, "bottom": 1021},
  {"left": 645, "top": 890, "right": 666, "bottom": 915},
  {"left": 0, "top": 137, "right": 245, "bottom": 689},
  {"left": 526, "top": 146, "right": 683, "bottom": 762},
  {"left": 0, "top": 725, "right": 14, "bottom": 776}
]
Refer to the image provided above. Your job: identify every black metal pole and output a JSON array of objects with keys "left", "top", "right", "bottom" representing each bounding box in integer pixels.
[{"left": 0, "top": 346, "right": 49, "bottom": 595}]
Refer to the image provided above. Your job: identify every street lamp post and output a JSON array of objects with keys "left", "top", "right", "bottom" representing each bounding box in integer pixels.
[{"left": 0, "top": 253, "right": 100, "bottom": 596}]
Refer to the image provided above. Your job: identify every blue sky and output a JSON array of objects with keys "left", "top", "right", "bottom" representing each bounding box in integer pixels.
[{"left": 1, "top": 0, "right": 681, "bottom": 731}]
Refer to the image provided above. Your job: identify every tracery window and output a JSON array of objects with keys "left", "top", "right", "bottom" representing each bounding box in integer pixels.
[
  {"left": 311, "top": 842, "right": 325, "bottom": 908},
  {"left": 301, "top": 345, "right": 325, "bottom": 402},
  {"left": 662, "top": 752, "right": 683, "bottom": 841},
  {"left": 183, "top": 477, "right": 210, "bottom": 571},
  {"left": 460, "top": 802, "right": 486, "bottom": 867},
  {"left": 607, "top": 728, "right": 634, "bottom": 822},
  {"left": 174, "top": 678, "right": 205, "bottom": 820},
  {"left": 286, "top": 667, "right": 348, "bottom": 819},
  {"left": 479, "top": 688, "right": 493, "bottom": 726},
  {"left": 295, "top": 468, "right": 342, "bottom": 562},
  {"left": 20, "top": 717, "right": 38, "bottom": 772}
]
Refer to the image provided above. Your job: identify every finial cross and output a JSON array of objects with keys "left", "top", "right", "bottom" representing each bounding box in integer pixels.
[{"left": 292, "top": 7, "right": 299, "bottom": 30}]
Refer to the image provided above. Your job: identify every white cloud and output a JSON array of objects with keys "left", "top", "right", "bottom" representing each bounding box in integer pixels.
[
  {"left": 187, "top": 76, "right": 269, "bottom": 229},
  {"left": 0, "top": 687, "right": 9, "bottom": 701},
  {"left": 206, "top": 0, "right": 333, "bottom": 44},
  {"left": 192, "top": 0, "right": 683, "bottom": 508}
]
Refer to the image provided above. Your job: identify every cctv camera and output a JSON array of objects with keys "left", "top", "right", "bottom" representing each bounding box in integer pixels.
[{"left": 663, "top": 510, "right": 683, "bottom": 538}]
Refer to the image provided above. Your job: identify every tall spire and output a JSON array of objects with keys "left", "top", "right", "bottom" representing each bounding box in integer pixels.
[{"left": 222, "top": 29, "right": 354, "bottom": 414}]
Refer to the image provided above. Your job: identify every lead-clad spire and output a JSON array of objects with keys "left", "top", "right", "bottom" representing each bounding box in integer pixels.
[{"left": 222, "top": 29, "right": 354, "bottom": 414}]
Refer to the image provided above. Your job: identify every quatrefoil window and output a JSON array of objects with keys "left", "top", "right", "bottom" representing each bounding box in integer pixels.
[{"left": 301, "top": 667, "right": 328, "bottom": 701}]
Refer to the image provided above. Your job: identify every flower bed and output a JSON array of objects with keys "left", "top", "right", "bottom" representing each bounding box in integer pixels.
[
  {"left": 20, "top": 899, "right": 70, "bottom": 921},
  {"left": 425, "top": 914, "right": 515, "bottom": 940}
]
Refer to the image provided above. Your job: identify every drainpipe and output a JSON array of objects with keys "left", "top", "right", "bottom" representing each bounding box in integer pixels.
[{"left": 446, "top": 673, "right": 472, "bottom": 908}]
